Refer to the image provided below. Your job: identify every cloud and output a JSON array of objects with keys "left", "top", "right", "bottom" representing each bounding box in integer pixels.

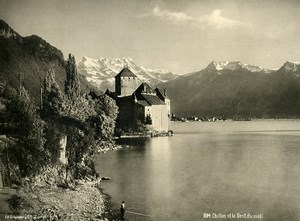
[
  {"left": 199, "top": 9, "right": 250, "bottom": 29},
  {"left": 139, "top": 5, "right": 193, "bottom": 24},
  {"left": 139, "top": 5, "right": 251, "bottom": 29}
]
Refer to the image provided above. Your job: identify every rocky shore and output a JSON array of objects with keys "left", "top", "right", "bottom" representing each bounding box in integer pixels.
[
  {"left": 119, "top": 130, "right": 174, "bottom": 138},
  {"left": 6, "top": 140, "right": 150, "bottom": 220},
  {"left": 8, "top": 181, "right": 114, "bottom": 221}
]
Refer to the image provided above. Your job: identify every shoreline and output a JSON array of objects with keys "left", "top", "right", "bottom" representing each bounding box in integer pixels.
[
  {"left": 4, "top": 132, "right": 174, "bottom": 220},
  {"left": 97, "top": 187, "right": 121, "bottom": 221},
  {"left": 6, "top": 181, "right": 118, "bottom": 221}
]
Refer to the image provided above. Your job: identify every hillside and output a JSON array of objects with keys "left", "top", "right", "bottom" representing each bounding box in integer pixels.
[
  {"left": 77, "top": 56, "right": 178, "bottom": 91},
  {"left": 0, "top": 20, "right": 98, "bottom": 102},
  {"left": 160, "top": 61, "right": 300, "bottom": 118}
]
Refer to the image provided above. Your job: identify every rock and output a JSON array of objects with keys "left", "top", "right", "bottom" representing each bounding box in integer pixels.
[{"left": 75, "top": 180, "right": 85, "bottom": 185}]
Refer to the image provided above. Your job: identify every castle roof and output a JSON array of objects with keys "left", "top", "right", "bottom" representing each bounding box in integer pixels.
[
  {"left": 136, "top": 100, "right": 151, "bottom": 106},
  {"left": 135, "top": 83, "right": 156, "bottom": 94},
  {"left": 105, "top": 89, "right": 117, "bottom": 99},
  {"left": 115, "top": 67, "right": 137, "bottom": 78},
  {"left": 155, "top": 88, "right": 168, "bottom": 99},
  {"left": 142, "top": 95, "right": 165, "bottom": 105},
  {"left": 134, "top": 83, "right": 165, "bottom": 106}
]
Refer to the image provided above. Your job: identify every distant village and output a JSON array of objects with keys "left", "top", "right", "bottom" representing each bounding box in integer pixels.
[
  {"left": 171, "top": 115, "right": 252, "bottom": 122},
  {"left": 171, "top": 115, "right": 226, "bottom": 122}
]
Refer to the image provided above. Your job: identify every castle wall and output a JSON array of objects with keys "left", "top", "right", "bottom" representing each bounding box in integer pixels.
[
  {"left": 165, "top": 98, "right": 171, "bottom": 117},
  {"left": 116, "top": 97, "right": 136, "bottom": 130},
  {"left": 135, "top": 104, "right": 146, "bottom": 122},
  {"left": 145, "top": 105, "right": 169, "bottom": 132},
  {"left": 116, "top": 76, "right": 140, "bottom": 96},
  {"left": 115, "top": 77, "right": 121, "bottom": 95}
]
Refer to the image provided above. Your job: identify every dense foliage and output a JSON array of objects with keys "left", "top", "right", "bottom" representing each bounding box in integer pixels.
[
  {"left": 65, "top": 54, "right": 81, "bottom": 101},
  {"left": 0, "top": 54, "right": 118, "bottom": 183},
  {"left": 1, "top": 86, "right": 47, "bottom": 177}
]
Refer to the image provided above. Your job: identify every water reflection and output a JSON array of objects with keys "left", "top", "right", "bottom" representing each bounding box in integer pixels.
[{"left": 148, "top": 137, "right": 172, "bottom": 198}]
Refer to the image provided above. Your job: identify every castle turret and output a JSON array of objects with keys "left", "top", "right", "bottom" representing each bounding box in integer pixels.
[{"left": 115, "top": 67, "right": 139, "bottom": 96}]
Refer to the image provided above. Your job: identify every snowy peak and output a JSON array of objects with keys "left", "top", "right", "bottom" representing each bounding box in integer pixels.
[
  {"left": 77, "top": 56, "right": 178, "bottom": 91},
  {"left": 279, "top": 61, "right": 300, "bottom": 73},
  {"left": 206, "top": 61, "right": 270, "bottom": 73},
  {"left": 206, "top": 61, "right": 239, "bottom": 71}
]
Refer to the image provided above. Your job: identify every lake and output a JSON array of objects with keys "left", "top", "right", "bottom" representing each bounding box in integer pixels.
[{"left": 94, "top": 120, "right": 300, "bottom": 221}]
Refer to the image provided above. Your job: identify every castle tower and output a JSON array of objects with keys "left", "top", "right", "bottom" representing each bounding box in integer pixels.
[{"left": 115, "top": 67, "right": 139, "bottom": 96}]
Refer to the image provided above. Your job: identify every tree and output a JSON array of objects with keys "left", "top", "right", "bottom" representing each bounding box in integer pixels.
[
  {"left": 0, "top": 58, "right": 120, "bottom": 183},
  {"left": 3, "top": 86, "right": 47, "bottom": 177},
  {"left": 62, "top": 95, "right": 96, "bottom": 122},
  {"left": 91, "top": 94, "right": 118, "bottom": 141},
  {"left": 43, "top": 69, "right": 65, "bottom": 118},
  {"left": 65, "top": 54, "right": 80, "bottom": 101}
]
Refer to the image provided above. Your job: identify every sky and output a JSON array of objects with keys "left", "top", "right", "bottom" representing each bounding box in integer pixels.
[{"left": 1, "top": 0, "right": 300, "bottom": 74}]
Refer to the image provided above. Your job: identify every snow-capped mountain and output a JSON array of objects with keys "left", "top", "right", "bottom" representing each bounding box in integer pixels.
[
  {"left": 159, "top": 60, "right": 300, "bottom": 117},
  {"left": 276, "top": 61, "right": 300, "bottom": 78},
  {"left": 206, "top": 61, "right": 272, "bottom": 73},
  {"left": 279, "top": 61, "right": 300, "bottom": 73},
  {"left": 77, "top": 56, "right": 178, "bottom": 91}
]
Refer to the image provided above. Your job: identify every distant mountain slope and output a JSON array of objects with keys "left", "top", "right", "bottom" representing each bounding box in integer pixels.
[
  {"left": 0, "top": 20, "right": 98, "bottom": 102},
  {"left": 159, "top": 61, "right": 300, "bottom": 118},
  {"left": 77, "top": 56, "right": 178, "bottom": 91}
]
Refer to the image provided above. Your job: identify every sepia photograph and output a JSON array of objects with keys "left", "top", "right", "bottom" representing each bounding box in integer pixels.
[{"left": 0, "top": 0, "right": 300, "bottom": 220}]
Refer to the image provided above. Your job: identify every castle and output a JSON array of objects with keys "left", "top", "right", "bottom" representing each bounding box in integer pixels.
[{"left": 106, "top": 67, "right": 170, "bottom": 132}]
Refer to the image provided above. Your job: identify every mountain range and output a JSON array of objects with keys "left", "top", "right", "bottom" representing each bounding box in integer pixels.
[
  {"left": 159, "top": 61, "right": 300, "bottom": 117},
  {"left": 1, "top": 19, "right": 300, "bottom": 118},
  {"left": 77, "top": 56, "right": 178, "bottom": 91}
]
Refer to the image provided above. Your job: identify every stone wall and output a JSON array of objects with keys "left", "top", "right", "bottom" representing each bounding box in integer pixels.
[
  {"left": 116, "top": 76, "right": 140, "bottom": 96},
  {"left": 116, "top": 97, "right": 136, "bottom": 130},
  {"left": 146, "top": 105, "right": 169, "bottom": 132}
]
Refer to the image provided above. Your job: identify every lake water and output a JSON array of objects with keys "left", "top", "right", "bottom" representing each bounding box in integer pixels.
[{"left": 94, "top": 120, "right": 300, "bottom": 221}]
